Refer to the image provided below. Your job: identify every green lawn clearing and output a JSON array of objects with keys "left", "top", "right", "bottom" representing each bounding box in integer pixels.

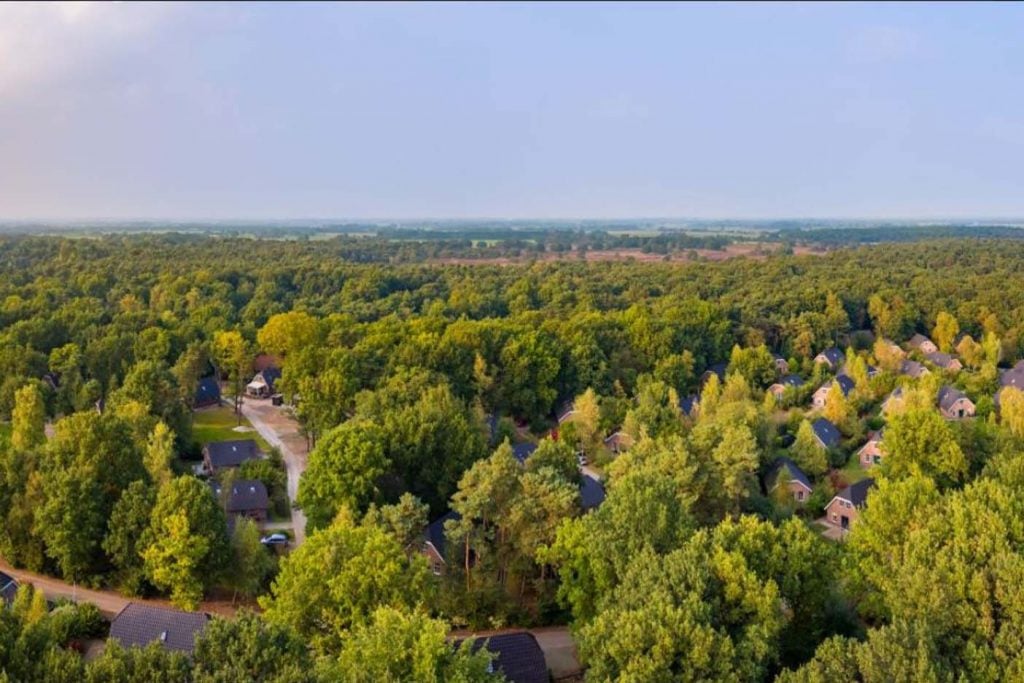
[{"left": 191, "top": 405, "right": 270, "bottom": 451}]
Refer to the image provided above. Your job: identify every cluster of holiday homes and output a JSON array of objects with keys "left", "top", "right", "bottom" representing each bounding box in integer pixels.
[
  {"left": 190, "top": 354, "right": 284, "bottom": 408},
  {"left": 684, "top": 333, "right": 997, "bottom": 533},
  {"left": 200, "top": 439, "right": 270, "bottom": 523},
  {"left": 102, "top": 602, "right": 549, "bottom": 682}
]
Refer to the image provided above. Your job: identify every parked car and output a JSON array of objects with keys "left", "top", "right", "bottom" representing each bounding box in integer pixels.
[{"left": 260, "top": 533, "right": 289, "bottom": 546}]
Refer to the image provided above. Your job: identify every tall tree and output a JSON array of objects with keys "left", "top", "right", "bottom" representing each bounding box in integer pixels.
[
  {"left": 321, "top": 607, "right": 494, "bottom": 682},
  {"left": 213, "top": 330, "right": 251, "bottom": 424},
  {"left": 256, "top": 311, "right": 320, "bottom": 360},
  {"left": 142, "top": 476, "right": 230, "bottom": 609},
  {"left": 11, "top": 383, "right": 45, "bottom": 452},
  {"left": 259, "top": 509, "right": 430, "bottom": 654},
  {"left": 228, "top": 518, "right": 275, "bottom": 603},
  {"left": 144, "top": 421, "right": 175, "bottom": 489},
  {"left": 192, "top": 611, "right": 312, "bottom": 683},
  {"left": 932, "top": 311, "right": 960, "bottom": 353},
  {"left": 298, "top": 419, "right": 389, "bottom": 530},
  {"left": 791, "top": 419, "right": 828, "bottom": 477},
  {"left": 103, "top": 480, "right": 156, "bottom": 593}
]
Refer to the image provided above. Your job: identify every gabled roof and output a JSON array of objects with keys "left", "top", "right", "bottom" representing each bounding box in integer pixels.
[
  {"left": 250, "top": 367, "right": 281, "bottom": 391},
  {"left": 925, "top": 352, "right": 959, "bottom": 369},
  {"left": 195, "top": 377, "right": 221, "bottom": 405},
  {"left": 899, "top": 360, "right": 929, "bottom": 378},
  {"left": 209, "top": 479, "right": 269, "bottom": 513},
  {"left": 779, "top": 374, "right": 804, "bottom": 388},
  {"left": 908, "top": 333, "right": 933, "bottom": 349},
  {"left": 815, "top": 347, "right": 844, "bottom": 366},
  {"left": 0, "top": 571, "right": 18, "bottom": 605},
  {"left": 204, "top": 440, "right": 259, "bottom": 469},
  {"left": 938, "top": 385, "right": 970, "bottom": 412},
  {"left": 834, "top": 478, "right": 876, "bottom": 508},
  {"left": 811, "top": 418, "right": 841, "bottom": 449},
  {"left": 1000, "top": 367, "right": 1024, "bottom": 390},
  {"left": 834, "top": 374, "right": 855, "bottom": 396},
  {"left": 857, "top": 430, "right": 884, "bottom": 454},
  {"left": 109, "top": 603, "right": 209, "bottom": 654},
  {"left": 580, "top": 475, "right": 605, "bottom": 511},
  {"left": 425, "top": 511, "right": 460, "bottom": 561},
  {"left": 679, "top": 394, "right": 699, "bottom": 416},
  {"left": 766, "top": 457, "right": 812, "bottom": 492},
  {"left": 867, "top": 364, "right": 880, "bottom": 377},
  {"left": 511, "top": 443, "right": 537, "bottom": 464},
  {"left": 460, "top": 632, "right": 548, "bottom": 683},
  {"left": 555, "top": 400, "right": 575, "bottom": 423}
]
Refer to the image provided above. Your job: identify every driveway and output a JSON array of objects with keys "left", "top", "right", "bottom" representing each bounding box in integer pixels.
[{"left": 239, "top": 399, "right": 309, "bottom": 546}]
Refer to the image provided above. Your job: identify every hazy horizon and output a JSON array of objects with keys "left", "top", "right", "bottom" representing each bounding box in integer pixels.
[{"left": 3, "top": 2, "right": 1024, "bottom": 220}]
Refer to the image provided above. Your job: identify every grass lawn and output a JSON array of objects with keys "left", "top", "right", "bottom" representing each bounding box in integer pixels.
[
  {"left": 838, "top": 456, "right": 870, "bottom": 485},
  {"left": 191, "top": 405, "right": 270, "bottom": 451}
]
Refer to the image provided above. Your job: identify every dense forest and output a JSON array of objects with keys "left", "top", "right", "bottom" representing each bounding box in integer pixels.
[{"left": 4, "top": 234, "right": 1024, "bottom": 680}]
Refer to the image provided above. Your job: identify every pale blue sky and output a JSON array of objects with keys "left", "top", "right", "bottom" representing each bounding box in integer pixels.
[{"left": 2, "top": 2, "right": 1023, "bottom": 220}]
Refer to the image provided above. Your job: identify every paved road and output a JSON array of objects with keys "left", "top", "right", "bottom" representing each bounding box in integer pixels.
[
  {"left": 0, "top": 560, "right": 238, "bottom": 618},
  {"left": 239, "top": 399, "right": 309, "bottom": 546}
]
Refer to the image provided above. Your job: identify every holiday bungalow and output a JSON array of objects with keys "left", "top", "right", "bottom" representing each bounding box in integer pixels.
[
  {"left": 811, "top": 374, "right": 855, "bottom": 410},
  {"left": 811, "top": 418, "right": 841, "bottom": 450},
  {"left": 907, "top": 334, "right": 939, "bottom": 355},
  {"left": 813, "top": 347, "right": 844, "bottom": 371},
  {"left": 825, "top": 478, "right": 876, "bottom": 533},
  {"left": 938, "top": 386, "right": 975, "bottom": 420},
  {"left": 857, "top": 430, "right": 885, "bottom": 467},
  {"left": 764, "top": 457, "right": 812, "bottom": 504},
  {"left": 109, "top": 603, "right": 210, "bottom": 655}
]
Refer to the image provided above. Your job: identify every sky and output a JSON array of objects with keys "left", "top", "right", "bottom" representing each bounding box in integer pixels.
[{"left": 2, "top": 1, "right": 1024, "bottom": 221}]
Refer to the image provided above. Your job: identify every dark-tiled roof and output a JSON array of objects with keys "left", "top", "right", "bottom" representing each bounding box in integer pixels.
[
  {"left": 259, "top": 367, "right": 281, "bottom": 392},
  {"left": 209, "top": 479, "right": 269, "bottom": 514},
  {"left": 816, "top": 347, "right": 844, "bottom": 366},
  {"left": 908, "top": 333, "right": 933, "bottom": 349},
  {"left": 834, "top": 374, "right": 855, "bottom": 396},
  {"left": 204, "top": 440, "right": 259, "bottom": 469},
  {"left": 462, "top": 632, "right": 548, "bottom": 683},
  {"left": 425, "top": 511, "right": 460, "bottom": 560},
  {"left": 511, "top": 443, "right": 537, "bottom": 464},
  {"left": 679, "top": 394, "right": 699, "bottom": 416},
  {"left": 812, "top": 418, "right": 841, "bottom": 449},
  {"left": 109, "top": 603, "right": 209, "bottom": 654},
  {"left": 766, "top": 457, "right": 811, "bottom": 491},
  {"left": 1000, "top": 367, "right": 1024, "bottom": 390},
  {"left": 938, "top": 385, "right": 969, "bottom": 412},
  {"left": 780, "top": 374, "right": 804, "bottom": 387},
  {"left": 899, "top": 360, "right": 928, "bottom": 378},
  {"left": 580, "top": 475, "right": 605, "bottom": 511},
  {"left": 705, "top": 362, "right": 728, "bottom": 380},
  {"left": 925, "top": 352, "right": 958, "bottom": 368},
  {"left": 0, "top": 572, "right": 18, "bottom": 605},
  {"left": 195, "top": 377, "right": 221, "bottom": 406},
  {"left": 837, "top": 478, "right": 876, "bottom": 508}
]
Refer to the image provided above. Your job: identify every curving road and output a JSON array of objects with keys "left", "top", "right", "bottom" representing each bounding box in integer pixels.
[{"left": 239, "top": 399, "right": 309, "bottom": 546}]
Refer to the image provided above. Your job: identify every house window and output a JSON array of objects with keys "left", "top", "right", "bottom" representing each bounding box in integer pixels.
[{"left": 796, "top": 491, "right": 804, "bottom": 501}]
